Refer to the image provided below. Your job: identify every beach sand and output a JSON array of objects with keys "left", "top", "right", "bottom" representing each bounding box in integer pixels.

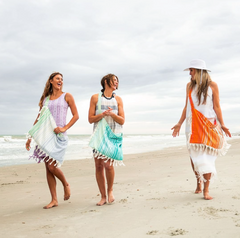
[{"left": 0, "top": 139, "right": 240, "bottom": 238}]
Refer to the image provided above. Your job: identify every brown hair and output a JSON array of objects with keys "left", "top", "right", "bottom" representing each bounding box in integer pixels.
[
  {"left": 188, "top": 69, "right": 212, "bottom": 105},
  {"left": 100, "top": 74, "right": 118, "bottom": 93},
  {"left": 39, "top": 72, "right": 63, "bottom": 107}
]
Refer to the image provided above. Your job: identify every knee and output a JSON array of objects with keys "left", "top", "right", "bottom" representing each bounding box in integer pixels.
[
  {"left": 95, "top": 160, "right": 104, "bottom": 171},
  {"left": 105, "top": 163, "right": 114, "bottom": 171},
  {"left": 46, "top": 161, "right": 57, "bottom": 173}
]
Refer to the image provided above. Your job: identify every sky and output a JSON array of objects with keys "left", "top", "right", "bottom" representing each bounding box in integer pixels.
[{"left": 0, "top": 0, "right": 240, "bottom": 135}]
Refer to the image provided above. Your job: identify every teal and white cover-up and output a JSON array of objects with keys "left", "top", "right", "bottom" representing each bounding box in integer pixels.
[
  {"left": 89, "top": 93, "right": 124, "bottom": 166},
  {"left": 27, "top": 96, "right": 68, "bottom": 167}
]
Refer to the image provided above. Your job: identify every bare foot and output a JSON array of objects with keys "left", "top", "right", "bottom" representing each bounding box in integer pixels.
[
  {"left": 108, "top": 190, "right": 115, "bottom": 204},
  {"left": 64, "top": 184, "right": 71, "bottom": 201},
  {"left": 195, "top": 181, "right": 202, "bottom": 194},
  {"left": 203, "top": 190, "right": 213, "bottom": 200},
  {"left": 43, "top": 201, "right": 58, "bottom": 209},
  {"left": 96, "top": 197, "right": 107, "bottom": 206}
]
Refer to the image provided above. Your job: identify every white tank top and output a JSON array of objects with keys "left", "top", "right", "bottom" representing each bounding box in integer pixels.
[{"left": 186, "top": 86, "right": 216, "bottom": 119}]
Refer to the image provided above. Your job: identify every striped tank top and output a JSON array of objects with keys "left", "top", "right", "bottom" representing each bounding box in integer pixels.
[{"left": 93, "top": 94, "right": 123, "bottom": 134}]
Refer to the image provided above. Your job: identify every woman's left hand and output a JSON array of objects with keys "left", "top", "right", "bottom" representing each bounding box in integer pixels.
[
  {"left": 103, "top": 107, "right": 113, "bottom": 116},
  {"left": 171, "top": 123, "right": 181, "bottom": 137},
  {"left": 54, "top": 127, "right": 66, "bottom": 134},
  {"left": 221, "top": 125, "right": 231, "bottom": 137}
]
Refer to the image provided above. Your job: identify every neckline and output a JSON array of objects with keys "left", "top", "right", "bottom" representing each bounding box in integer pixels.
[
  {"left": 102, "top": 92, "right": 114, "bottom": 100},
  {"left": 49, "top": 92, "right": 65, "bottom": 101}
]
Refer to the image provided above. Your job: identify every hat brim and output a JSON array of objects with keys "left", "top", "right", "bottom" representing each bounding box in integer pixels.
[{"left": 184, "top": 67, "right": 211, "bottom": 72}]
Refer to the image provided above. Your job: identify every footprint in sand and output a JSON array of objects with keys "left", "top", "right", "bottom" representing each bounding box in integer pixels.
[
  {"left": 169, "top": 228, "right": 188, "bottom": 236},
  {"left": 147, "top": 197, "right": 166, "bottom": 201},
  {"left": 119, "top": 199, "right": 128, "bottom": 203},
  {"left": 81, "top": 210, "right": 98, "bottom": 214},
  {"left": 232, "top": 195, "right": 240, "bottom": 200},
  {"left": 146, "top": 230, "right": 159, "bottom": 235},
  {"left": 198, "top": 206, "right": 229, "bottom": 219}
]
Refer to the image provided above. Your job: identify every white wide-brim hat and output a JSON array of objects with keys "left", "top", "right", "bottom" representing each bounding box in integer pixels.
[{"left": 184, "top": 59, "right": 211, "bottom": 72}]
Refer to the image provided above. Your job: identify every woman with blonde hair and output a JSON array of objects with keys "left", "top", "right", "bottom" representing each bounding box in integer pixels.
[
  {"left": 88, "top": 74, "right": 125, "bottom": 206},
  {"left": 172, "top": 59, "right": 231, "bottom": 200},
  {"left": 26, "top": 72, "right": 79, "bottom": 209}
]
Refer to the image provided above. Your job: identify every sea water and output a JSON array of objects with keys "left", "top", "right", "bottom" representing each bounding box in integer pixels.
[{"left": 0, "top": 134, "right": 237, "bottom": 167}]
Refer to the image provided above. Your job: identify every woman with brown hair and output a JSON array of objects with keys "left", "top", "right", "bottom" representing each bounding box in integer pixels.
[
  {"left": 88, "top": 74, "right": 125, "bottom": 206},
  {"left": 172, "top": 60, "right": 231, "bottom": 200},
  {"left": 26, "top": 72, "right": 79, "bottom": 209}
]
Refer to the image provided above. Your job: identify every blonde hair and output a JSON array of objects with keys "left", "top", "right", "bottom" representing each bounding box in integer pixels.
[
  {"left": 39, "top": 72, "right": 63, "bottom": 107},
  {"left": 189, "top": 69, "right": 212, "bottom": 105}
]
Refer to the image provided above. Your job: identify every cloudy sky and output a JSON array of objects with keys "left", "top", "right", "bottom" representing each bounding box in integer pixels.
[{"left": 0, "top": 0, "right": 239, "bottom": 135}]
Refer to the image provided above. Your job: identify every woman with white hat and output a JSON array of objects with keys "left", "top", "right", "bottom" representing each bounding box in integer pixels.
[{"left": 171, "top": 59, "right": 231, "bottom": 200}]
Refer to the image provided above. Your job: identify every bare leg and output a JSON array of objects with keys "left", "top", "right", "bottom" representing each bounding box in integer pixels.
[
  {"left": 44, "top": 159, "right": 70, "bottom": 209},
  {"left": 95, "top": 158, "right": 107, "bottom": 206},
  {"left": 190, "top": 158, "right": 202, "bottom": 193},
  {"left": 203, "top": 173, "right": 213, "bottom": 200},
  {"left": 105, "top": 161, "right": 115, "bottom": 204},
  {"left": 44, "top": 162, "right": 58, "bottom": 209}
]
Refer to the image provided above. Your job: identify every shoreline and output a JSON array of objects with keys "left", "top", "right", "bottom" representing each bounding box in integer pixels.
[
  {"left": 0, "top": 137, "right": 238, "bottom": 168},
  {"left": 0, "top": 138, "right": 240, "bottom": 237}
]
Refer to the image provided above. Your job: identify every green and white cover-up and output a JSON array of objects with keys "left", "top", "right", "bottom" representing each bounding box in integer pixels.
[
  {"left": 28, "top": 95, "right": 68, "bottom": 167},
  {"left": 89, "top": 93, "right": 124, "bottom": 166}
]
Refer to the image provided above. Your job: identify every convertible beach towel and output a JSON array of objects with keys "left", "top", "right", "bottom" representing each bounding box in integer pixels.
[
  {"left": 27, "top": 96, "right": 68, "bottom": 167},
  {"left": 187, "top": 89, "right": 230, "bottom": 156},
  {"left": 89, "top": 93, "right": 124, "bottom": 166}
]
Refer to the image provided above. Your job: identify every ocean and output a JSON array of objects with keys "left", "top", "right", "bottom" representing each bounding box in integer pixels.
[{"left": 0, "top": 134, "right": 237, "bottom": 167}]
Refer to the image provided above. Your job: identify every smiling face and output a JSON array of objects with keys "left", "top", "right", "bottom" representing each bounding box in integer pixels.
[
  {"left": 50, "top": 74, "right": 63, "bottom": 90},
  {"left": 110, "top": 76, "right": 118, "bottom": 90},
  {"left": 189, "top": 68, "right": 196, "bottom": 80}
]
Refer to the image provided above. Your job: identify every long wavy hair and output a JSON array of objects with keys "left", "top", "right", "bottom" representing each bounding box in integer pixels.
[
  {"left": 39, "top": 72, "right": 63, "bottom": 107},
  {"left": 100, "top": 74, "right": 118, "bottom": 93},
  {"left": 188, "top": 69, "right": 212, "bottom": 105}
]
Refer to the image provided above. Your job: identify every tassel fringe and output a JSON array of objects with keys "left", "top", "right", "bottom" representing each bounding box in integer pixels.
[
  {"left": 93, "top": 150, "right": 125, "bottom": 166},
  {"left": 28, "top": 144, "right": 61, "bottom": 168},
  {"left": 187, "top": 115, "right": 231, "bottom": 156}
]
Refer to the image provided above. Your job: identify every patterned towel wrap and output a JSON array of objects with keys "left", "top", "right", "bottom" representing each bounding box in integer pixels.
[
  {"left": 187, "top": 89, "right": 230, "bottom": 156},
  {"left": 27, "top": 96, "right": 68, "bottom": 167},
  {"left": 89, "top": 93, "right": 124, "bottom": 166}
]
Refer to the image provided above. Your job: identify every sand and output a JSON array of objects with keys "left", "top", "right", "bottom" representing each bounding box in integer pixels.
[{"left": 0, "top": 139, "right": 240, "bottom": 238}]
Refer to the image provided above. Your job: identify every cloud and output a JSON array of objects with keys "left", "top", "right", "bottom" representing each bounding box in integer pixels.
[{"left": 0, "top": 0, "right": 240, "bottom": 135}]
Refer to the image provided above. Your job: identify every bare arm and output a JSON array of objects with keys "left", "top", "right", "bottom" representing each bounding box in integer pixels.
[
  {"left": 26, "top": 107, "right": 42, "bottom": 151},
  {"left": 108, "top": 96, "right": 125, "bottom": 125},
  {"left": 210, "top": 82, "right": 231, "bottom": 137},
  {"left": 171, "top": 83, "right": 190, "bottom": 137},
  {"left": 88, "top": 94, "right": 105, "bottom": 124},
  {"left": 54, "top": 93, "right": 79, "bottom": 134}
]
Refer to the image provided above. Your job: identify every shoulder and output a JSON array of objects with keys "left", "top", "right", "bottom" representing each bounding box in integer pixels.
[
  {"left": 90, "top": 93, "right": 99, "bottom": 104},
  {"left": 114, "top": 95, "right": 123, "bottom": 104},
  {"left": 186, "top": 82, "right": 191, "bottom": 93},
  {"left": 65, "top": 92, "right": 74, "bottom": 102},
  {"left": 209, "top": 81, "right": 219, "bottom": 93},
  {"left": 209, "top": 81, "right": 218, "bottom": 88}
]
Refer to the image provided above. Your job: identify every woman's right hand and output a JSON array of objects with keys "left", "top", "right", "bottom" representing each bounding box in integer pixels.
[
  {"left": 102, "top": 107, "right": 113, "bottom": 116},
  {"left": 171, "top": 123, "right": 181, "bottom": 137},
  {"left": 26, "top": 138, "right": 31, "bottom": 151}
]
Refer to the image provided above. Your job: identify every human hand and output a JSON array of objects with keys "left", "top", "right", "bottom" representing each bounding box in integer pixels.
[
  {"left": 221, "top": 125, "right": 231, "bottom": 137},
  {"left": 171, "top": 123, "right": 181, "bottom": 137},
  {"left": 26, "top": 138, "right": 31, "bottom": 151},
  {"left": 103, "top": 107, "right": 113, "bottom": 117},
  {"left": 54, "top": 127, "right": 66, "bottom": 134}
]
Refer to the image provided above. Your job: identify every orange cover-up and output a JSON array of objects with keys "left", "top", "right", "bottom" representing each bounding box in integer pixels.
[{"left": 188, "top": 89, "right": 224, "bottom": 153}]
